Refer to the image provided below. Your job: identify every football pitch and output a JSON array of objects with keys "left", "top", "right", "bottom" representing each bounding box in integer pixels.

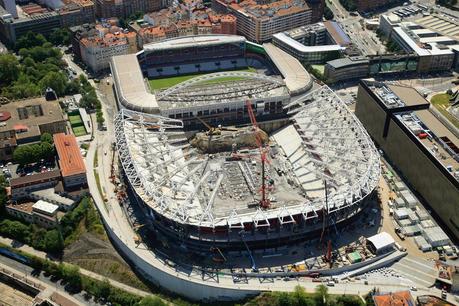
[{"left": 148, "top": 67, "right": 256, "bottom": 90}]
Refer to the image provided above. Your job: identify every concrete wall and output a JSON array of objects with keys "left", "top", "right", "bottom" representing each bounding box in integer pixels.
[
  {"left": 355, "top": 84, "right": 459, "bottom": 241},
  {"left": 102, "top": 220, "right": 262, "bottom": 302}
]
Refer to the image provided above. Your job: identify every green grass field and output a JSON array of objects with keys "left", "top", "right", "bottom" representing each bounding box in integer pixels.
[
  {"left": 69, "top": 114, "right": 83, "bottom": 126},
  {"left": 69, "top": 113, "right": 87, "bottom": 136},
  {"left": 430, "top": 93, "right": 459, "bottom": 129},
  {"left": 311, "top": 65, "right": 325, "bottom": 74},
  {"left": 73, "top": 126, "right": 87, "bottom": 137},
  {"left": 149, "top": 67, "right": 257, "bottom": 90}
]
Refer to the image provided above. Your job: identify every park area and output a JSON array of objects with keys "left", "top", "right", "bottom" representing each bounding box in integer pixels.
[
  {"left": 430, "top": 93, "right": 459, "bottom": 129},
  {"left": 148, "top": 67, "right": 257, "bottom": 90},
  {"left": 69, "top": 113, "right": 87, "bottom": 137}
]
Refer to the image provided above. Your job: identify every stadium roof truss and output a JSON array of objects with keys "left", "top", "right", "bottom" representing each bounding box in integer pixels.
[
  {"left": 115, "top": 86, "right": 380, "bottom": 228},
  {"left": 155, "top": 71, "right": 285, "bottom": 102}
]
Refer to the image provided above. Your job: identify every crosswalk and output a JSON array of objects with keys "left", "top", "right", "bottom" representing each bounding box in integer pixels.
[{"left": 391, "top": 256, "right": 437, "bottom": 288}]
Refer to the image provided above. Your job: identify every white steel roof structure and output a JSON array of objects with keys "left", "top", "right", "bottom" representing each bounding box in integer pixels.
[
  {"left": 143, "top": 35, "right": 246, "bottom": 52},
  {"left": 115, "top": 86, "right": 380, "bottom": 228}
]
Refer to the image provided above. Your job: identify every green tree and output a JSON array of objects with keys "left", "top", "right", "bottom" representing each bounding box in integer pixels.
[
  {"left": 137, "top": 296, "right": 167, "bottom": 306},
  {"left": 62, "top": 264, "right": 82, "bottom": 291},
  {"left": 49, "top": 28, "right": 71, "bottom": 46},
  {"left": 336, "top": 295, "right": 365, "bottom": 306},
  {"left": 40, "top": 133, "right": 53, "bottom": 144},
  {"left": 314, "top": 285, "right": 330, "bottom": 306},
  {"left": 0, "top": 174, "right": 7, "bottom": 214},
  {"left": 66, "top": 78, "right": 81, "bottom": 95},
  {"left": 0, "top": 54, "right": 20, "bottom": 86},
  {"left": 40, "top": 71, "right": 68, "bottom": 96},
  {"left": 15, "top": 32, "right": 47, "bottom": 51},
  {"left": 0, "top": 220, "right": 30, "bottom": 241},
  {"left": 93, "top": 278, "right": 111, "bottom": 301},
  {"left": 96, "top": 110, "right": 105, "bottom": 125},
  {"left": 277, "top": 292, "right": 294, "bottom": 306},
  {"left": 44, "top": 229, "right": 64, "bottom": 253},
  {"left": 324, "top": 5, "right": 334, "bottom": 20}
]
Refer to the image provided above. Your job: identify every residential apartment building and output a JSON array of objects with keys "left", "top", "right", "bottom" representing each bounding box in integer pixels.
[
  {"left": 80, "top": 29, "right": 137, "bottom": 72},
  {"left": 0, "top": 0, "right": 95, "bottom": 44},
  {"left": 305, "top": 0, "right": 324, "bottom": 23},
  {"left": 356, "top": 80, "right": 459, "bottom": 240},
  {"left": 95, "top": 0, "right": 163, "bottom": 19},
  {"left": 10, "top": 170, "right": 62, "bottom": 201},
  {"left": 136, "top": 4, "right": 236, "bottom": 47},
  {"left": 53, "top": 133, "right": 87, "bottom": 189},
  {"left": 212, "top": 0, "right": 312, "bottom": 43},
  {"left": 0, "top": 98, "right": 67, "bottom": 161},
  {"left": 6, "top": 200, "right": 60, "bottom": 229}
]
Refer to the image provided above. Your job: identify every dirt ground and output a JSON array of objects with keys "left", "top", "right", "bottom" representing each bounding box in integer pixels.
[{"left": 64, "top": 232, "right": 150, "bottom": 291}]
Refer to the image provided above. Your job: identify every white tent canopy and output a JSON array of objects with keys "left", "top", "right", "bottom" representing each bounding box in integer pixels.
[{"left": 367, "top": 232, "right": 395, "bottom": 254}]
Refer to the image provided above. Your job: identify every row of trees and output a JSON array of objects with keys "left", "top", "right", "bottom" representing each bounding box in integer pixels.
[
  {"left": 0, "top": 220, "right": 64, "bottom": 253},
  {"left": 23, "top": 253, "right": 166, "bottom": 305},
  {"left": 247, "top": 285, "right": 366, "bottom": 306}
]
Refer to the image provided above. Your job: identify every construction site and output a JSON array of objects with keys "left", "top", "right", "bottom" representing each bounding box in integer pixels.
[{"left": 114, "top": 86, "right": 381, "bottom": 260}]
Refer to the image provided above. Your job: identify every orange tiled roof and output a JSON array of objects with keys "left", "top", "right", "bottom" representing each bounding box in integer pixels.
[
  {"left": 373, "top": 291, "right": 415, "bottom": 306},
  {"left": 53, "top": 133, "right": 86, "bottom": 177}
]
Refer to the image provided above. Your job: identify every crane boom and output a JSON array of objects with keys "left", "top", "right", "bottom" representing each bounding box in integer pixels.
[{"left": 245, "top": 100, "right": 270, "bottom": 209}]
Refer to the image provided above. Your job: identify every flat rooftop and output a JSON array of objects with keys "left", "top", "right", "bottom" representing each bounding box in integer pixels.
[
  {"left": 365, "top": 81, "right": 430, "bottom": 109},
  {"left": 416, "top": 14, "right": 459, "bottom": 39},
  {"left": 395, "top": 109, "right": 458, "bottom": 178},
  {"left": 0, "top": 98, "right": 65, "bottom": 140},
  {"left": 326, "top": 56, "right": 369, "bottom": 69}
]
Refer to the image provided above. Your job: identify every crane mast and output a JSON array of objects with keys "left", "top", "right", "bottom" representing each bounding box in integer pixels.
[{"left": 245, "top": 100, "right": 270, "bottom": 209}]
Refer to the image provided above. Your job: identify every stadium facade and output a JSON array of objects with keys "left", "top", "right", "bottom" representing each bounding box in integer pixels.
[
  {"left": 110, "top": 34, "right": 379, "bottom": 253},
  {"left": 110, "top": 35, "right": 313, "bottom": 128}
]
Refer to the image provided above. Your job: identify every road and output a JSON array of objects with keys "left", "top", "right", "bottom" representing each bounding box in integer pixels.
[
  {"left": 328, "top": 0, "right": 384, "bottom": 55},
  {"left": 0, "top": 254, "right": 97, "bottom": 305}
]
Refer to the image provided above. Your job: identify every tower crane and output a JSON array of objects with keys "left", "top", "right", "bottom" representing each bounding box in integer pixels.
[{"left": 245, "top": 100, "right": 270, "bottom": 209}]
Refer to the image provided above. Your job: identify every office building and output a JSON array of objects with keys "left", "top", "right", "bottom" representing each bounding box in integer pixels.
[
  {"left": 324, "top": 56, "right": 369, "bottom": 83},
  {"left": 272, "top": 21, "right": 348, "bottom": 64},
  {"left": 79, "top": 27, "right": 137, "bottom": 72},
  {"left": 356, "top": 80, "right": 459, "bottom": 240},
  {"left": 379, "top": 14, "right": 459, "bottom": 73}
]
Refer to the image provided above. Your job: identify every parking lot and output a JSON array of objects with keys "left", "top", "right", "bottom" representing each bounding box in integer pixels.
[{"left": 2, "top": 160, "right": 58, "bottom": 180}]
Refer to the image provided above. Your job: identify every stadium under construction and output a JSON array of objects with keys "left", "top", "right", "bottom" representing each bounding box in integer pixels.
[{"left": 111, "top": 35, "right": 380, "bottom": 255}]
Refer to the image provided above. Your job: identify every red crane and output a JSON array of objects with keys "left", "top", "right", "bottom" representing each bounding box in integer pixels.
[{"left": 245, "top": 100, "right": 270, "bottom": 209}]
